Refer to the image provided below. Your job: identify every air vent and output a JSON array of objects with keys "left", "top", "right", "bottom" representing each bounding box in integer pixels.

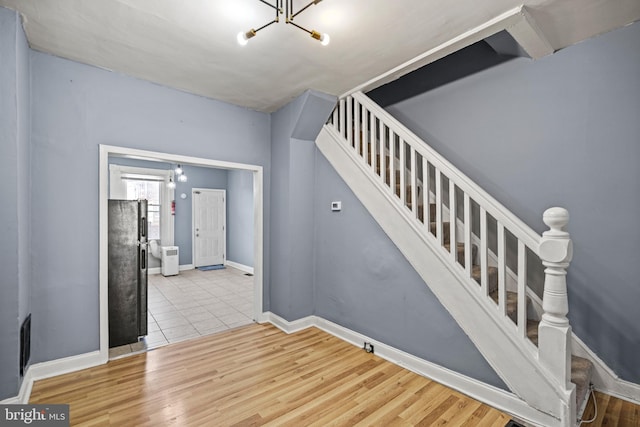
[{"left": 20, "top": 314, "right": 31, "bottom": 377}]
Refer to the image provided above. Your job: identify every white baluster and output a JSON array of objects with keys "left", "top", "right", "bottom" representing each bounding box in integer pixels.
[
  {"left": 435, "top": 170, "right": 443, "bottom": 246},
  {"left": 423, "top": 158, "right": 430, "bottom": 226},
  {"left": 517, "top": 240, "right": 528, "bottom": 339},
  {"left": 399, "top": 139, "right": 406, "bottom": 204},
  {"left": 538, "top": 207, "right": 573, "bottom": 389},
  {"left": 339, "top": 98, "right": 346, "bottom": 139},
  {"left": 449, "top": 180, "right": 457, "bottom": 262},
  {"left": 346, "top": 96, "right": 353, "bottom": 147},
  {"left": 480, "top": 207, "right": 488, "bottom": 295},
  {"left": 369, "top": 112, "right": 376, "bottom": 175},
  {"left": 380, "top": 122, "right": 386, "bottom": 186},
  {"left": 354, "top": 101, "right": 361, "bottom": 156},
  {"left": 464, "top": 194, "right": 472, "bottom": 277},
  {"left": 497, "top": 222, "right": 506, "bottom": 315},
  {"left": 410, "top": 148, "right": 417, "bottom": 218}
]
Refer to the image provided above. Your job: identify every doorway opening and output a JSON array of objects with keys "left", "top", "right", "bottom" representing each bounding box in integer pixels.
[{"left": 100, "top": 145, "right": 264, "bottom": 362}]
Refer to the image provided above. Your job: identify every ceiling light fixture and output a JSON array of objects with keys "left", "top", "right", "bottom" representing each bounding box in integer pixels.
[{"left": 237, "top": 0, "right": 330, "bottom": 46}]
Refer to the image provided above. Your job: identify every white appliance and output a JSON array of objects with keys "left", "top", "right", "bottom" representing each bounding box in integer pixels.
[{"left": 161, "top": 246, "right": 179, "bottom": 276}]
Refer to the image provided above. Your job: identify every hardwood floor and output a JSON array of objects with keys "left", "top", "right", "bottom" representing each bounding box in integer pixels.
[
  {"left": 29, "top": 323, "right": 639, "bottom": 426},
  {"left": 581, "top": 391, "right": 640, "bottom": 427},
  {"left": 30, "top": 324, "right": 510, "bottom": 426}
]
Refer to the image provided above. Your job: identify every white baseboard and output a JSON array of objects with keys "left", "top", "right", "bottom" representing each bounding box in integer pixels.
[
  {"left": 225, "top": 260, "right": 254, "bottom": 275},
  {"left": 149, "top": 265, "right": 193, "bottom": 275},
  {"left": 2, "top": 351, "right": 103, "bottom": 404},
  {"left": 262, "top": 312, "right": 558, "bottom": 427}
]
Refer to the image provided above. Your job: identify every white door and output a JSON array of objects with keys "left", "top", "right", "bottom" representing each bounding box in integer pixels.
[{"left": 192, "top": 189, "right": 226, "bottom": 267}]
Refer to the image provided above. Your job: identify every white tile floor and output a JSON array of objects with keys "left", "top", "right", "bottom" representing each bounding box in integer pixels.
[{"left": 109, "top": 266, "right": 255, "bottom": 359}]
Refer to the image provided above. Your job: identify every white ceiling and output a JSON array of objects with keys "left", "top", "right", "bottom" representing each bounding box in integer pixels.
[{"left": 1, "top": 0, "right": 639, "bottom": 112}]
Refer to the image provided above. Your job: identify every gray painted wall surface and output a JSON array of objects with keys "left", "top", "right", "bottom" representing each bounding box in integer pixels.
[
  {"left": 29, "top": 50, "right": 270, "bottom": 365},
  {"left": 16, "top": 6, "right": 31, "bottom": 332},
  {"left": 384, "top": 22, "right": 640, "bottom": 382},
  {"left": 0, "top": 7, "right": 21, "bottom": 400},
  {"left": 227, "top": 169, "right": 254, "bottom": 268},
  {"left": 269, "top": 94, "right": 306, "bottom": 320},
  {"left": 312, "top": 150, "right": 506, "bottom": 389},
  {"left": 269, "top": 91, "right": 336, "bottom": 321},
  {"left": 173, "top": 164, "right": 228, "bottom": 265}
]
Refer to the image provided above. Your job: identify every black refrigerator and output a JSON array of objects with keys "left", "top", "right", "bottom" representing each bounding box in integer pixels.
[{"left": 108, "top": 199, "right": 148, "bottom": 348}]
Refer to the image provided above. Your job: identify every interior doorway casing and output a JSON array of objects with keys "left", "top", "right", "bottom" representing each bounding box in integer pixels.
[{"left": 99, "top": 144, "right": 265, "bottom": 363}]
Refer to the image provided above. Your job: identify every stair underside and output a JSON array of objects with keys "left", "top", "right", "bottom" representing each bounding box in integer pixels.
[{"left": 323, "top": 126, "right": 594, "bottom": 422}]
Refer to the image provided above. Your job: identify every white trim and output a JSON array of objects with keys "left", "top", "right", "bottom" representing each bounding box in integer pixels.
[
  {"left": 262, "top": 312, "right": 559, "bottom": 427},
  {"left": 99, "top": 144, "right": 264, "bottom": 369},
  {"left": 149, "top": 264, "right": 193, "bottom": 275},
  {"left": 262, "top": 312, "right": 316, "bottom": 334},
  {"left": 1, "top": 351, "right": 102, "bottom": 404},
  {"left": 342, "top": 6, "right": 553, "bottom": 98},
  {"left": 225, "top": 260, "right": 254, "bottom": 275}
]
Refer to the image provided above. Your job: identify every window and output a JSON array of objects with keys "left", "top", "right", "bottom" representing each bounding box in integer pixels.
[{"left": 124, "top": 179, "right": 161, "bottom": 240}]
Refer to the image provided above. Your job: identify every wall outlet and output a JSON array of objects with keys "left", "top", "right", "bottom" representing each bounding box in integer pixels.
[
  {"left": 331, "top": 201, "right": 342, "bottom": 211},
  {"left": 363, "top": 342, "right": 374, "bottom": 353}
]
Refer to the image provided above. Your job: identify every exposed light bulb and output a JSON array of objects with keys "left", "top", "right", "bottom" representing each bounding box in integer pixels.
[
  {"left": 237, "top": 29, "right": 256, "bottom": 46},
  {"left": 167, "top": 179, "right": 176, "bottom": 190},
  {"left": 175, "top": 165, "right": 183, "bottom": 175},
  {"left": 178, "top": 174, "right": 188, "bottom": 183},
  {"left": 237, "top": 31, "right": 249, "bottom": 46},
  {"left": 311, "top": 30, "right": 330, "bottom": 46}
]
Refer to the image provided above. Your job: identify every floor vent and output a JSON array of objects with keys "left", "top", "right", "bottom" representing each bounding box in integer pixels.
[
  {"left": 505, "top": 421, "right": 525, "bottom": 427},
  {"left": 20, "top": 314, "right": 31, "bottom": 377}
]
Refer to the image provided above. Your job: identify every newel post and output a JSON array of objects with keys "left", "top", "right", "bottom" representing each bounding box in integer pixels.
[{"left": 538, "top": 207, "right": 573, "bottom": 389}]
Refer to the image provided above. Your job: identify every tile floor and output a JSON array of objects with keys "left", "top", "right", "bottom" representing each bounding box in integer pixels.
[{"left": 109, "top": 266, "right": 255, "bottom": 359}]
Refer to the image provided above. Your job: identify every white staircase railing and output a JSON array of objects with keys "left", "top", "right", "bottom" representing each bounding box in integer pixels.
[{"left": 323, "top": 91, "right": 576, "bottom": 425}]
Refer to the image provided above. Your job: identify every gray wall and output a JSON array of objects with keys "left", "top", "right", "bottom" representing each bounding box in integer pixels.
[
  {"left": 174, "top": 164, "right": 228, "bottom": 265},
  {"left": 227, "top": 169, "right": 254, "bottom": 268},
  {"left": 269, "top": 91, "right": 336, "bottom": 321},
  {"left": 384, "top": 22, "right": 640, "bottom": 383},
  {"left": 0, "top": 7, "right": 30, "bottom": 400},
  {"left": 29, "top": 49, "right": 270, "bottom": 365},
  {"left": 313, "top": 150, "right": 506, "bottom": 389},
  {"left": 269, "top": 93, "right": 308, "bottom": 320}
]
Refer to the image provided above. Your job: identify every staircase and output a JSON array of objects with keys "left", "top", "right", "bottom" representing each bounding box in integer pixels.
[{"left": 317, "top": 91, "right": 594, "bottom": 427}]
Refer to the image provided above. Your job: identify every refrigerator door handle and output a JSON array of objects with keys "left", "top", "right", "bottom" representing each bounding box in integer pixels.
[
  {"left": 140, "top": 247, "right": 146, "bottom": 270},
  {"left": 140, "top": 217, "right": 147, "bottom": 238}
]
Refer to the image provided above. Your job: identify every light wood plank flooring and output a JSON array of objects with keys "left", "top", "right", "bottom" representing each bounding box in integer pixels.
[
  {"left": 581, "top": 391, "right": 640, "bottom": 426},
  {"left": 29, "top": 323, "right": 639, "bottom": 426}
]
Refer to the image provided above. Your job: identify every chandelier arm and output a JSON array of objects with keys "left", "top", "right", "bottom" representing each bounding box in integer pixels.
[
  {"left": 254, "top": 19, "right": 279, "bottom": 33},
  {"left": 287, "top": 20, "right": 312, "bottom": 35},
  {"left": 257, "top": 0, "right": 279, "bottom": 11},
  {"left": 290, "top": 0, "right": 319, "bottom": 20}
]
